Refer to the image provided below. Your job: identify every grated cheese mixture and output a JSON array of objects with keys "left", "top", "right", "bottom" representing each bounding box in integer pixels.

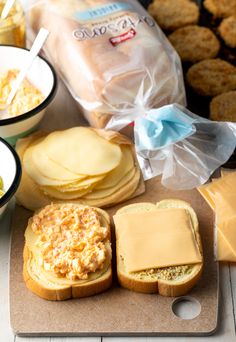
[
  {"left": 0, "top": 69, "right": 44, "bottom": 118},
  {"left": 31, "top": 204, "right": 109, "bottom": 280}
]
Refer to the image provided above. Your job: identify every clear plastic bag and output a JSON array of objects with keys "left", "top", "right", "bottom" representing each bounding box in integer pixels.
[
  {"left": 27, "top": 0, "right": 236, "bottom": 190},
  {"left": 129, "top": 104, "right": 236, "bottom": 190}
]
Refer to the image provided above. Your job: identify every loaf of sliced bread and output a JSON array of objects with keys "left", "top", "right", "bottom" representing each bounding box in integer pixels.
[
  {"left": 115, "top": 200, "right": 203, "bottom": 297},
  {"left": 23, "top": 203, "right": 112, "bottom": 300}
]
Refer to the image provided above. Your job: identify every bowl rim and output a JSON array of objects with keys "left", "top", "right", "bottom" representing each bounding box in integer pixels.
[
  {"left": 0, "top": 137, "right": 22, "bottom": 208},
  {"left": 0, "top": 45, "right": 57, "bottom": 127}
]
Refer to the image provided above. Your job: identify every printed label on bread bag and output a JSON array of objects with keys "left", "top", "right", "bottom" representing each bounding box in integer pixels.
[
  {"left": 72, "top": 14, "right": 155, "bottom": 41},
  {"left": 74, "top": 2, "right": 133, "bottom": 21},
  {"left": 110, "top": 28, "right": 136, "bottom": 46}
]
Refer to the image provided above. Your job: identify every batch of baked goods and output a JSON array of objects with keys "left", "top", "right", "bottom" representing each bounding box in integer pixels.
[
  {"left": 148, "top": 0, "right": 236, "bottom": 122},
  {"left": 0, "top": 0, "right": 236, "bottom": 308}
]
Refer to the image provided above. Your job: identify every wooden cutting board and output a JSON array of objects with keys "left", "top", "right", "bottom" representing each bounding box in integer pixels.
[{"left": 10, "top": 176, "right": 218, "bottom": 336}]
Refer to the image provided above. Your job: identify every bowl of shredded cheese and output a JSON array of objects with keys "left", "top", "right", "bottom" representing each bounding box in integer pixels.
[
  {"left": 0, "top": 45, "right": 57, "bottom": 146},
  {"left": 0, "top": 137, "right": 21, "bottom": 218}
]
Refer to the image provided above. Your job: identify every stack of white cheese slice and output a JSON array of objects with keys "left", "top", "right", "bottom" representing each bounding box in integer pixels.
[{"left": 16, "top": 127, "right": 143, "bottom": 211}]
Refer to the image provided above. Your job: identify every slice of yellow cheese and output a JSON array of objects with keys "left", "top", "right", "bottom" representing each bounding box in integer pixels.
[
  {"left": 24, "top": 137, "right": 87, "bottom": 183},
  {"left": 198, "top": 172, "right": 236, "bottom": 210},
  {"left": 114, "top": 208, "right": 202, "bottom": 273},
  {"left": 218, "top": 218, "right": 236, "bottom": 260},
  {"left": 217, "top": 229, "right": 236, "bottom": 262},
  {"left": 198, "top": 173, "right": 236, "bottom": 262},
  {"left": 53, "top": 174, "right": 105, "bottom": 192},
  {"left": 221, "top": 168, "right": 235, "bottom": 178},
  {"left": 83, "top": 167, "right": 136, "bottom": 200},
  {"left": 216, "top": 193, "right": 236, "bottom": 224},
  {"left": 39, "top": 127, "right": 122, "bottom": 175},
  {"left": 39, "top": 184, "right": 93, "bottom": 200},
  {"left": 16, "top": 135, "right": 54, "bottom": 210},
  {"left": 215, "top": 192, "right": 236, "bottom": 261},
  {"left": 96, "top": 146, "right": 134, "bottom": 190}
]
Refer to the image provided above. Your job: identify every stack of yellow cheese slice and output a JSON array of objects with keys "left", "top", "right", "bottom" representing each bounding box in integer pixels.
[
  {"left": 198, "top": 171, "right": 236, "bottom": 262},
  {"left": 16, "top": 127, "right": 143, "bottom": 211}
]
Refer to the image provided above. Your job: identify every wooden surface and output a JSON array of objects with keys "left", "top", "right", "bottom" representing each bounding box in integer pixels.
[
  {"left": 1, "top": 82, "right": 236, "bottom": 341},
  {"left": 10, "top": 178, "right": 217, "bottom": 336}
]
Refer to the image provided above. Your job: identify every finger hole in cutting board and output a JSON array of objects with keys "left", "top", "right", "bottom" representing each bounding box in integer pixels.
[{"left": 172, "top": 296, "right": 201, "bottom": 320}]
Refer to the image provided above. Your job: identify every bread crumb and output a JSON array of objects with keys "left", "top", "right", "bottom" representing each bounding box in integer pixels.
[{"left": 132, "top": 265, "right": 194, "bottom": 281}]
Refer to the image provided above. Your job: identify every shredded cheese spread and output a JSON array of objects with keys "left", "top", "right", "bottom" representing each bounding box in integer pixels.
[
  {"left": 31, "top": 204, "right": 109, "bottom": 280},
  {"left": 0, "top": 69, "right": 44, "bottom": 118}
]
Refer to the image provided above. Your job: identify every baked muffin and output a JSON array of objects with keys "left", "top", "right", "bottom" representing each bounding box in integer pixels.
[
  {"left": 219, "top": 16, "right": 236, "bottom": 48},
  {"left": 186, "top": 59, "right": 236, "bottom": 96},
  {"left": 168, "top": 25, "right": 220, "bottom": 62},
  {"left": 203, "top": 0, "right": 236, "bottom": 18},
  {"left": 148, "top": 0, "right": 199, "bottom": 31},
  {"left": 210, "top": 91, "right": 236, "bottom": 121}
]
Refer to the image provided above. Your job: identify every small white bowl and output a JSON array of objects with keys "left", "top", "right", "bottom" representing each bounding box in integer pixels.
[
  {"left": 0, "top": 138, "right": 21, "bottom": 219},
  {"left": 0, "top": 45, "right": 57, "bottom": 146}
]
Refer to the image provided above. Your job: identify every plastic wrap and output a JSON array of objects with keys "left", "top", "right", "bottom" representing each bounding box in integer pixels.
[
  {"left": 28, "top": 0, "right": 236, "bottom": 190},
  {"left": 128, "top": 104, "right": 236, "bottom": 190}
]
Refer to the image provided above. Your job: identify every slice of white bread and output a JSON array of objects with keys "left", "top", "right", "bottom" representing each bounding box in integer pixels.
[
  {"left": 115, "top": 200, "right": 203, "bottom": 297},
  {"left": 23, "top": 204, "right": 112, "bottom": 300}
]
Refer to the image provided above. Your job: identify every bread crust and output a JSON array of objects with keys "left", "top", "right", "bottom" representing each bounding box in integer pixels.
[
  {"left": 117, "top": 265, "right": 202, "bottom": 297},
  {"left": 23, "top": 247, "right": 112, "bottom": 301},
  {"left": 115, "top": 199, "right": 203, "bottom": 297}
]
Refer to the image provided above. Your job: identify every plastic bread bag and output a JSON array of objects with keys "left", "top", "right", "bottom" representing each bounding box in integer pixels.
[
  {"left": 27, "top": 0, "right": 236, "bottom": 190},
  {"left": 27, "top": 0, "right": 186, "bottom": 128}
]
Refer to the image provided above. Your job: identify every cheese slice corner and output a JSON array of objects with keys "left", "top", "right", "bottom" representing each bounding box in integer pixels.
[
  {"left": 217, "top": 229, "right": 236, "bottom": 262},
  {"left": 198, "top": 172, "right": 236, "bottom": 211}
]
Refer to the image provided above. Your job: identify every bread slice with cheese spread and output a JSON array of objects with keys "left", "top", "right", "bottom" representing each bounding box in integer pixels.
[
  {"left": 23, "top": 203, "right": 112, "bottom": 300},
  {"left": 115, "top": 200, "right": 203, "bottom": 297}
]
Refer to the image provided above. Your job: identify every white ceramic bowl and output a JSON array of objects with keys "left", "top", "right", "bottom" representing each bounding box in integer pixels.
[
  {"left": 0, "top": 138, "right": 21, "bottom": 218},
  {"left": 0, "top": 45, "right": 57, "bottom": 146}
]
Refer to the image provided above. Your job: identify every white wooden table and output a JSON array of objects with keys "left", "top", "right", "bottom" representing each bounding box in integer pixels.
[{"left": 1, "top": 82, "right": 236, "bottom": 342}]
